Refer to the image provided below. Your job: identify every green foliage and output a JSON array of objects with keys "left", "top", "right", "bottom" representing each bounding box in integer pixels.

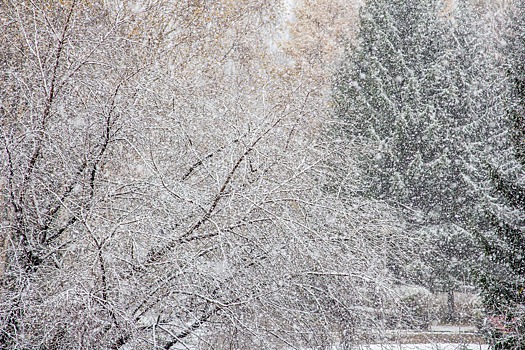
[
  {"left": 333, "top": 0, "right": 497, "bottom": 227},
  {"left": 476, "top": 0, "right": 525, "bottom": 310},
  {"left": 333, "top": 0, "right": 504, "bottom": 306},
  {"left": 474, "top": 2, "right": 525, "bottom": 348},
  {"left": 333, "top": 0, "right": 443, "bottom": 204}
]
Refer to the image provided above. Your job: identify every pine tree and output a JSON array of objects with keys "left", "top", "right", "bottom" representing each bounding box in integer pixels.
[
  {"left": 333, "top": 0, "right": 444, "bottom": 206},
  {"left": 334, "top": 0, "right": 495, "bottom": 224},
  {"left": 334, "top": 0, "right": 504, "bottom": 322},
  {"left": 476, "top": 2, "right": 525, "bottom": 347}
]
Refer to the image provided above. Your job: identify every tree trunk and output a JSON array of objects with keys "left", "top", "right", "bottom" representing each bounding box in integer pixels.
[{"left": 447, "top": 289, "right": 456, "bottom": 323}]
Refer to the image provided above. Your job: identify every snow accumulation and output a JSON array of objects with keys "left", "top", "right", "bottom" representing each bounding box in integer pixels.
[
  {"left": 354, "top": 344, "right": 488, "bottom": 350},
  {"left": 295, "top": 342, "right": 488, "bottom": 350}
]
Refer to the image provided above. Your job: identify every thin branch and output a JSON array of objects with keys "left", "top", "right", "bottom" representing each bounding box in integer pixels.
[
  {"left": 163, "top": 305, "right": 220, "bottom": 350},
  {"left": 182, "top": 138, "right": 241, "bottom": 181},
  {"left": 145, "top": 119, "right": 281, "bottom": 265},
  {"left": 21, "top": 0, "right": 77, "bottom": 194}
]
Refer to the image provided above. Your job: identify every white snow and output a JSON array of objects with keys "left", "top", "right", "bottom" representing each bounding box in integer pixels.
[
  {"left": 429, "top": 325, "right": 477, "bottom": 333},
  {"left": 354, "top": 345, "right": 488, "bottom": 350}
]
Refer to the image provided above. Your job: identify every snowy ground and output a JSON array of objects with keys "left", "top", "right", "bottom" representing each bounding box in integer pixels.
[
  {"left": 429, "top": 325, "right": 478, "bottom": 333},
  {"left": 295, "top": 341, "right": 488, "bottom": 350},
  {"left": 354, "top": 344, "right": 488, "bottom": 350}
]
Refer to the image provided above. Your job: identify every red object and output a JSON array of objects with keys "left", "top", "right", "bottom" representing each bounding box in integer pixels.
[
  {"left": 486, "top": 315, "right": 518, "bottom": 334},
  {"left": 487, "top": 315, "right": 508, "bottom": 333}
]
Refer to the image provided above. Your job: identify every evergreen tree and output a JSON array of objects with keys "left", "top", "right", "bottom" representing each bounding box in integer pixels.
[
  {"left": 334, "top": 0, "right": 504, "bottom": 322},
  {"left": 334, "top": 0, "right": 444, "bottom": 207},
  {"left": 334, "top": 0, "right": 495, "bottom": 225},
  {"left": 476, "top": 2, "right": 525, "bottom": 347}
]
